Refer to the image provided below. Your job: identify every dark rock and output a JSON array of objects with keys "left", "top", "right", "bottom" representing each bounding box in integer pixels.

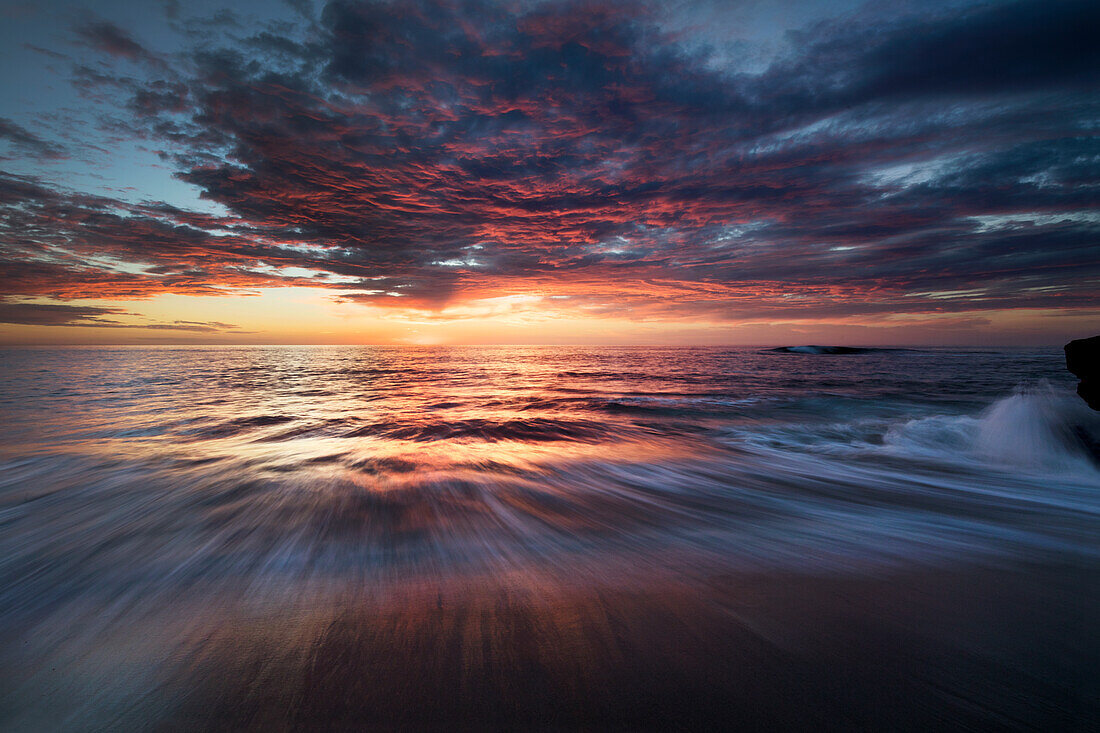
[{"left": 1065, "top": 335, "right": 1100, "bottom": 411}]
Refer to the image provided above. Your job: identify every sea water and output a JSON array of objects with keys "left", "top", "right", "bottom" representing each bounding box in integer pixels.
[{"left": 1, "top": 346, "right": 1097, "bottom": 728}]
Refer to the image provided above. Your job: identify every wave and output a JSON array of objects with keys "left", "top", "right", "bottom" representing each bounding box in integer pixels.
[
  {"left": 767, "top": 345, "right": 901, "bottom": 354},
  {"left": 179, "top": 413, "right": 627, "bottom": 445},
  {"left": 713, "top": 383, "right": 1099, "bottom": 476},
  {"left": 185, "top": 414, "right": 297, "bottom": 439},
  {"left": 599, "top": 394, "right": 764, "bottom": 416},
  {"left": 3, "top": 383, "right": 1099, "bottom": 663},
  {"left": 344, "top": 417, "right": 612, "bottom": 443},
  {"left": 5, "top": 389, "right": 1097, "bottom": 624},
  {"left": 883, "top": 384, "right": 1099, "bottom": 474}
]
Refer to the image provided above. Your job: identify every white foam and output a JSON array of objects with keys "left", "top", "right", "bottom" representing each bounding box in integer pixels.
[
  {"left": 974, "top": 384, "right": 1097, "bottom": 473},
  {"left": 883, "top": 384, "right": 1098, "bottom": 476}
]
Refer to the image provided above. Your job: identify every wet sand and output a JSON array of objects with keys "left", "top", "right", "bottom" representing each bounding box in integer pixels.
[{"left": 151, "top": 561, "right": 1099, "bottom": 731}]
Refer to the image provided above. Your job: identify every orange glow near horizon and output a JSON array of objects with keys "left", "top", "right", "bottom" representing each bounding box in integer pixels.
[{"left": 0, "top": 286, "right": 1093, "bottom": 347}]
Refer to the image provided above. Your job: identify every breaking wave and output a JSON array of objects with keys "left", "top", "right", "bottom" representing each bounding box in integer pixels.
[{"left": 882, "top": 384, "right": 1099, "bottom": 474}]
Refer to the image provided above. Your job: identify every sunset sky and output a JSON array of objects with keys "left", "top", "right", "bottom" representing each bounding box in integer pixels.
[{"left": 0, "top": 0, "right": 1096, "bottom": 345}]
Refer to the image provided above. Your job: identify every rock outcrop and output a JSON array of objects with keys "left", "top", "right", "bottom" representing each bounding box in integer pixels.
[{"left": 1065, "top": 335, "right": 1100, "bottom": 411}]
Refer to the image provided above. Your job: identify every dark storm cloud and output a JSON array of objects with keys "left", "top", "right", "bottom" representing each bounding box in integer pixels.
[
  {"left": 3, "top": 0, "right": 1098, "bottom": 321},
  {"left": 0, "top": 301, "right": 126, "bottom": 325},
  {"left": 837, "top": 0, "right": 1099, "bottom": 99},
  {"left": 0, "top": 118, "right": 64, "bottom": 159},
  {"left": 74, "top": 20, "right": 165, "bottom": 68},
  {"left": 0, "top": 172, "right": 338, "bottom": 299},
  {"left": 758, "top": 0, "right": 1099, "bottom": 120},
  {"left": 0, "top": 300, "right": 243, "bottom": 331},
  {"left": 284, "top": 0, "right": 315, "bottom": 20}
]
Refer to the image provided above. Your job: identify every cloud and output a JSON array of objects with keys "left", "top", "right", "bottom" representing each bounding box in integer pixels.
[
  {"left": 0, "top": 118, "right": 65, "bottom": 159},
  {"left": 0, "top": 301, "right": 127, "bottom": 326},
  {"left": 0, "top": 300, "right": 245, "bottom": 331},
  {"left": 283, "top": 0, "right": 314, "bottom": 20},
  {"left": 0, "top": 0, "right": 1096, "bottom": 328},
  {"left": 844, "top": 0, "right": 1099, "bottom": 99},
  {"left": 74, "top": 20, "right": 165, "bottom": 67}
]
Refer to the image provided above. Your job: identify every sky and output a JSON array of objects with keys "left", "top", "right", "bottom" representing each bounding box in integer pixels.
[{"left": 0, "top": 0, "right": 1096, "bottom": 345}]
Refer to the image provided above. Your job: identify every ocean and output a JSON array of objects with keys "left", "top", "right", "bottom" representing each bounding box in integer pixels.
[{"left": 1, "top": 345, "right": 1098, "bottom": 729}]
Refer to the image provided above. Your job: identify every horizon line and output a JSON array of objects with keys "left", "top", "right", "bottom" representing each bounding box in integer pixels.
[{"left": 0, "top": 342, "right": 1076, "bottom": 349}]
